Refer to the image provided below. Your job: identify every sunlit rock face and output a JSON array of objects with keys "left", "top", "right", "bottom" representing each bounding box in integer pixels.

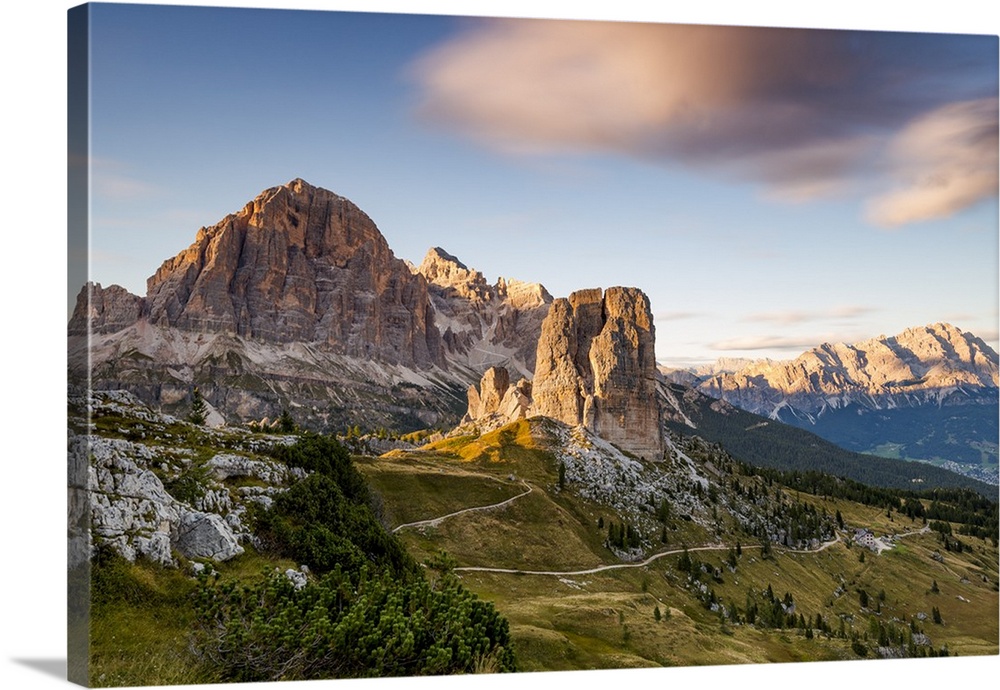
[
  {"left": 415, "top": 246, "right": 552, "bottom": 377},
  {"left": 142, "top": 178, "right": 444, "bottom": 367},
  {"left": 532, "top": 286, "right": 663, "bottom": 460}
]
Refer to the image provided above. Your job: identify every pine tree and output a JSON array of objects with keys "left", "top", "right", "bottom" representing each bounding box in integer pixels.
[
  {"left": 278, "top": 409, "right": 296, "bottom": 433},
  {"left": 188, "top": 387, "right": 207, "bottom": 425},
  {"left": 558, "top": 461, "right": 566, "bottom": 489}
]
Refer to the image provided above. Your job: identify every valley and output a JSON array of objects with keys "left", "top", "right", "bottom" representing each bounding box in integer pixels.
[{"left": 360, "top": 421, "right": 999, "bottom": 669}]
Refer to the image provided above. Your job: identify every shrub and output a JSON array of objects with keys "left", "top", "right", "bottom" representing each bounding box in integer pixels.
[{"left": 192, "top": 567, "right": 516, "bottom": 681}]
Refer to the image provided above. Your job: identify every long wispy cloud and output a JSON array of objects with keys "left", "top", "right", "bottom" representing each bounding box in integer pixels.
[
  {"left": 744, "top": 305, "right": 877, "bottom": 325},
  {"left": 709, "top": 335, "right": 832, "bottom": 352},
  {"left": 411, "top": 20, "right": 997, "bottom": 225},
  {"left": 655, "top": 310, "right": 705, "bottom": 322}
]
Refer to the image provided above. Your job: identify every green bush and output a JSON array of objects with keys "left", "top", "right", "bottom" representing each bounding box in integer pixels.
[{"left": 192, "top": 566, "right": 516, "bottom": 681}]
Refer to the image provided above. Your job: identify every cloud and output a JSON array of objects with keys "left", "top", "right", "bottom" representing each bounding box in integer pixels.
[
  {"left": 411, "top": 20, "right": 997, "bottom": 223},
  {"left": 744, "top": 306, "right": 876, "bottom": 324},
  {"left": 744, "top": 311, "right": 813, "bottom": 325},
  {"left": 709, "top": 335, "right": 827, "bottom": 352},
  {"left": 90, "top": 158, "right": 160, "bottom": 201},
  {"left": 867, "top": 98, "right": 999, "bottom": 226},
  {"left": 830, "top": 305, "right": 877, "bottom": 319},
  {"left": 655, "top": 310, "right": 704, "bottom": 321}
]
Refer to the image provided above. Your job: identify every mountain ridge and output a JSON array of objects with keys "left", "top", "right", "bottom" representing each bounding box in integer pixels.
[
  {"left": 665, "top": 324, "right": 998, "bottom": 482},
  {"left": 690, "top": 323, "right": 998, "bottom": 420},
  {"left": 68, "top": 179, "right": 558, "bottom": 434}
]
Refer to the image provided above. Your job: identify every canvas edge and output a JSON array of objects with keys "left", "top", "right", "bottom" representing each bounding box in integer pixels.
[{"left": 67, "top": 3, "right": 92, "bottom": 687}]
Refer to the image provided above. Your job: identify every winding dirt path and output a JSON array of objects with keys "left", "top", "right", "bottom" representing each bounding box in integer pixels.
[
  {"left": 391, "top": 477, "right": 931, "bottom": 577},
  {"left": 391, "top": 479, "right": 533, "bottom": 534},
  {"left": 454, "top": 543, "right": 755, "bottom": 577},
  {"left": 455, "top": 525, "right": 932, "bottom": 577}
]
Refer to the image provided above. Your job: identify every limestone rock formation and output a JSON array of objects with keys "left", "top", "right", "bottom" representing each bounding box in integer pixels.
[
  {"left": 142, "top": 178, "right": 443, "bottom": 367},
  {"left": 68, "top": 179, "right": 555, "bottom": 431},
  {"left": 68, "top": 283, "right": 144, "bottom": 336},
  {"left": 463, "top": 366, "right": 532, "bottom": 426},
  {"left": 417, "top": 247, "right": 493, "bottom": 303},
  {"left": 531, "top": 287, "right": 663, "bottom": 459},
  {"left": 86, "top": 435, "right": 245, "bottom": 564},
  {"left": 466, "top": 366, "right": 511, "bottom": 420},
  {"left": 77, "top": 391, "right": 309, "bottom": 566},
  {"left": 415, "top": 247, "right": 552, "bottom": 376}
]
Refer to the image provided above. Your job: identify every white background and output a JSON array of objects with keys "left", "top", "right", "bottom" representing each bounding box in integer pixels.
[{"left": 1, "top": 1, "right": 997, "bottom": 689}]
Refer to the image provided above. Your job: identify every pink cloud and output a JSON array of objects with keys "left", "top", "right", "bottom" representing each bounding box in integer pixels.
[
  {"left": 867, "top": 98, "right": 999, "bottom": 226},
  {"left": 411, "top": 19, "right": 997, "bottom": 224}
]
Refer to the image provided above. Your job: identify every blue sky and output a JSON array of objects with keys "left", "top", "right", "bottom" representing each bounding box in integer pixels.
[{"left": 82, "top": 0, "right": 999, "bottom": 367}]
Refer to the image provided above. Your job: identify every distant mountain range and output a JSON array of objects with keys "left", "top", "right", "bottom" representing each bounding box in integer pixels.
[{"left": 663, "top": 325, "right": 999, "bottom": 483}]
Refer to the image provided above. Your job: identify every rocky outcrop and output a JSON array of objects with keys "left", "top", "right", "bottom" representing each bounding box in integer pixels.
[
  {"left": 68, "top": 283, "right": 144, "bottom": 336},
  {"left": 174, "top": 512, "right": 244, "bottom": 562},
  {"left": 86, "top": 435, "right": 245, "bottom": 565},
  {"left": 463, "top": 366, "right": 532, "bottom": 426},
  {"left": 531, "top": 287, "right": 663, "bottom": 459},
  {"left": 417, "top": 247, "right": 493, "bottom": 303},
  {"left": 143, "top": 178, "right": 443, "bottom": 367},
  {"left": 467, "top": 366, "right": 511, "bottom": 419},
  {"left": 698, "top": 323, "right": 999, "bottom": 419},
  {"left": 78, "top": 391, "right": 307, "bottom": 565}
]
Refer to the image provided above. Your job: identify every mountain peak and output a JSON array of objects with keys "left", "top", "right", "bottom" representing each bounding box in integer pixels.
[
  {"left": 139, "top": 179, "right": 443, "bottom": 365},
  {"left": 423, "top": 246, "right": 468, "bottom": 271},
  {"left": 416, "top": 247, "right": 492, "bottom": 302}
]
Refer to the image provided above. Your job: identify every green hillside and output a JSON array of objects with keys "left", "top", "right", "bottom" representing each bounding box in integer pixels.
[
  {"left": 80, "top": 395, "right": 998, "bottom": 683},
  {"left": 363, "top": 419, "right": 999, "bottom": 670}
]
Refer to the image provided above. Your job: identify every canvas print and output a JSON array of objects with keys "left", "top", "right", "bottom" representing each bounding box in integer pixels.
[{"left": 67, "top": 2, "right": 999, "bottom": 687}]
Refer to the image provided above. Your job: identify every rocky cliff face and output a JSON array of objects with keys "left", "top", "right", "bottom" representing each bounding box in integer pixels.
[
  {"left": 416, "top": 247, "right": 552, "bottom": 377},
  {"left": 141, "top": 179, "right": 443, "bottom": 367},
  {"left": 531, "top": 287, "right": 663, "bottom": 459},
  {"left": 68, "top": 283, "right": 145, "bottom": 336},
  {"left": 698, "top": 323, "right": 999, "bottom": 419},
  {"left": 68, "top": 181, "right": 500, "bottom": 431}
]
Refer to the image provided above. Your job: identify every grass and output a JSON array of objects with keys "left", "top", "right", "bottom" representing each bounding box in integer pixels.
[
  {"left": 88, "top": 548, "right": 300, "bottom": 687},
  {"left": 366, "top": 426, "right": 999, "bottom": 670},
  {"left": 357, "top": 456, "right": 526, "bottom": 527}
]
